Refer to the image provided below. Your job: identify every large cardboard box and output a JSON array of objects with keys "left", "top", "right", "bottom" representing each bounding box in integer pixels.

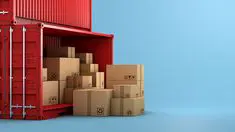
[
  {"left": 43, "top": 81, "right": 59, "bottom": 106},
  {"left": 106, "top": 65, "right": 144, "bottom": 81},
  {"left": 107, "top": 80, "right": 144, "bottom": 96},
  {"left": 73, "top": 89, "right": 93, "bottom": 116},
  {"left": 42, "top": 68, "right": 47, "bottom": 81},
  {"left": 82, "top": 72, "right": 104, "bottom": 88},
  {"left": 59, "top": 80, "right": 66, "bottom": 104},
  {"left": 111, "top": 97, "right": 144, "bottom": 116},
  {"left": 76, "top": 53, "right": 93, "bottom": 64},
  {"left": 90, "top": 89, "right": 113, "bottom": 116},
  {"left": 47, "top": 47, "right": 75, "bottom": 58},
  {"left": 43, "top": 58, "right": 80, "bottom": 81},
  {"left": 64, "top": 88, "right": 74, "bottom": 104},
  {"left": 80, "top": 64, "right": 99, "bottom": 74},
  {"left": 113, "top": 85, "right": 140, "bottom": 98},
  {"left": 73, "top": 89, "right": 113, "bottom": 116}
]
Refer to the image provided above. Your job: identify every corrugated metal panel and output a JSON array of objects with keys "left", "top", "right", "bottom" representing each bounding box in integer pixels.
[{"left": 0, "top": 0, "right": 91, "bottom": 31}]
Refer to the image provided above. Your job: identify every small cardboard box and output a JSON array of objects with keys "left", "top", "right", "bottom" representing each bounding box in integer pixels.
[
  {"left": 111, "top": 97, "right": 144, "bottom": 116},
  {"left": 43, "top": 81, "right": 59, "bottom": 106},
  {"left": 90, "top": 89, "right": 113, "bottom": 116},
  {"left": 113, "top": 85, "right": 140, "bottom": 98},
  {"left": 76, "top": 53, "right": 93, "bottom": 64},
  {"left": 47, "top": 47, "right": 75, "bottom": 58},
  {"left": 73, "top": 89, "right": 113, "bottom": 116},
  {"left": 107, "top": 80, "right": 144, "bottom": 92},
  {"left": 43, "top": 58, "right": 80, "bottom": 81},
  {"left": 67, "top": 75, "right": 92, "bottom": 89},
  {"left": 80, "top": 64, "right": 99, "bottom": 74},
  {"left": 64, "top": 88, "right": 74, "bottom": 104},
  {"left": 73, "top": 89, "right": 93, "bottom": 116},
  {"left": 42, "top": 68, "right": 47, "bottom": 81},
  {"left": 82, "top": 72, "right": 104, "bottom": 88},
  {"left": 106, "top": 65, "right": 144, "bottom": 81}
]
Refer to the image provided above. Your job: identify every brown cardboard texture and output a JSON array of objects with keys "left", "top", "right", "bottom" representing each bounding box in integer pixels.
[
  {"left": 106, "top": 65, "right": 144, "bottom": 81},
  {"left": 90, "top": 89, "right": 113, "bottom": 116},
  {"left": 111, "top": 97, "right": 144, "bottom": 116},
  {"left": 66, "top": 76, "right": 74, "bottom": 88},
  {"left": 113, "top": 85, "right": 140, "bottom": 98},
  {"left": 107, "top": 80, "right": 144, "bottom": 96},
  {"left": 43, "top": 68, "right": 47, "bottom": 81},
  {"left": 71, "top": 47, "right": 76, "bottom": 58},
  {"left": 76, "top": 76, "right": 93, "bottom": 89},
  {"left": 64, "top": 88, "right": 74, "bottom": 104},
  {"left": 43, "top": 81, "right": 59, "bottom": 106},
  {"left": 73, "top": 89, "right": 93, "bottom": 116},
  {"left": 82, "top": 72, "right": 104, "bottom": 88},
  {"left": 76, "top": 53, "right": 93, "bottom": 64},
  {"left": 80, "top": 64, "right": 99, "bottom": 74},
  {"left": 43, "top": 58, "right": 80, "bottom": 81},
  {"left": 46, "top": 47, "right": 75, "bottom": 58},
  {"left": 59, "top": 80, "right": 66, "bottom": 104}
]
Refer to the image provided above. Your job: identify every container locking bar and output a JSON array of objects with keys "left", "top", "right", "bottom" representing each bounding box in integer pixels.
[
  {"left": 22, "top": 26, "right": 26, "bottom": 118},
  {"left": 9, "top": 27, "right": 13, "bottom": 118}
]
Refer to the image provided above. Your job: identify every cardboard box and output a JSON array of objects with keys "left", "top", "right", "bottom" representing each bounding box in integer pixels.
[
  {"left": 43, "top": 58, "right": 80, "bottom": 81},
  {"left": 106, "top": 65, "right": 144, "bottom": 81},
  {"left": 46, "top": 47, "right": 75, "bottom": 58},
  {"left": 73, "top": 89, "right": 93, "bottom": 116},
  {"left": 113, "top": 85, "right": 140, "bottom": 98},
  {"left": 107, "top": 80, "right": 144, "bottom": 92},
  {"left": 59, "top": 80, "right": 66, "bottom": 104},
  {"left": 67, "top": 75, "right": 93, "bottom": 89},
  {"left": 43, "top": 81, "right": 59, "bottom": 106},
  {"left": 64, "top": 88, "right": 74, "bottom": 104},
  {"left": 71, "top": 47, "right": 75, "bottom": 58},
  {"left": 82, "top": 72, "right": 104, "bottom": 88},
  {"left": 76, "top": 53, "right": 93, "bottom": 64},
  {"left": 80, "top": 64, "right": 99, "bottom": 74},
  {"left": 42, "top": 68, "right": 47, "bottom": 81},
  {"left": 90, "top": 89, "right": 113, "bottom": 116},
  {"left": 73, "top": 89, "right": 113, "bottom": 116},
  {"left": 111, "top": 97, "right": 144, "bottom": 116}
]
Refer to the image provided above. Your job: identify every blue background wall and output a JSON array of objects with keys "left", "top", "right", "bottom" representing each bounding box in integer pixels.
[{"left": 93, "top": 0, "right": 235, "bottom": 115}]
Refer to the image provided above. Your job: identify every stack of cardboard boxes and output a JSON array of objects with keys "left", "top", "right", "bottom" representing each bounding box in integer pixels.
[
  {"left": 43, "top": 46, "right": 145, "bottom": 117},
  {"left": 42, "top": 68, "right": 59, "bottom": 106},
  {"left": 70, "top": 53, "right": 113, "bottom": 116},
  {"left": 106, "top": 65, "right": 145, "bottom": 116},
  {"left": 43, "top": 47, "right": 80, "bottom": 104}
]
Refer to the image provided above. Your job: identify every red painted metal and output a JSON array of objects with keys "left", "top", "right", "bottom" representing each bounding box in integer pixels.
[
  {"left": 0, "top": 24, "right": 113, "bottom": 120},
  {"left": 0, "top": 0, "right": 92, "bottom": 31}
]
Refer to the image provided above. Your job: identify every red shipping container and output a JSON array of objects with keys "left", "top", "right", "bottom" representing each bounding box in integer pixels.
[
  {"left": 0, "top": 0, "right": 92, "bottom": 31},
  {"left": 0, "top": 24, "right": 113, "bottom": 120}
]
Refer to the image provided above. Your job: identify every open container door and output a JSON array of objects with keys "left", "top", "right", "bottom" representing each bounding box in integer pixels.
[
  {"left": 0, "top": 23, "right": 114, "bottom": 120},
  {"left": 0, "top": 24, "right": 43, "bottom": 120}
]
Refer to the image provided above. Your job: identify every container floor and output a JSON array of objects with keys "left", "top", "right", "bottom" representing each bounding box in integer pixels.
[{"left": 1, "top": 109, "right": 235, "bottom": 132}]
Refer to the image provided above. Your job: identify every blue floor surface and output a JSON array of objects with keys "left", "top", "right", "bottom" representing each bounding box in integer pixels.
[{"left": 1, "top": 109, "right": 235, "bottom": 132}]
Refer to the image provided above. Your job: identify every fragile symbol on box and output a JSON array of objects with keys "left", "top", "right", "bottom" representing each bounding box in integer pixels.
[
  {"left": 140, "top": 108, "right": 144, "bottom": 114},
  {"left": 127, "top": 110, "right": 132, "bottom": 116},
  {"left": 124, "top": 75, "right": 136, "bottom": 80},
  {"left": 97, "top": 107, "right": 104, "bottom": 115}
]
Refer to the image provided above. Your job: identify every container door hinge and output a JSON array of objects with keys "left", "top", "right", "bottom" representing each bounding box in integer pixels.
[{"left": 0, "top": 11, "right": 9, "bottom": 15}]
